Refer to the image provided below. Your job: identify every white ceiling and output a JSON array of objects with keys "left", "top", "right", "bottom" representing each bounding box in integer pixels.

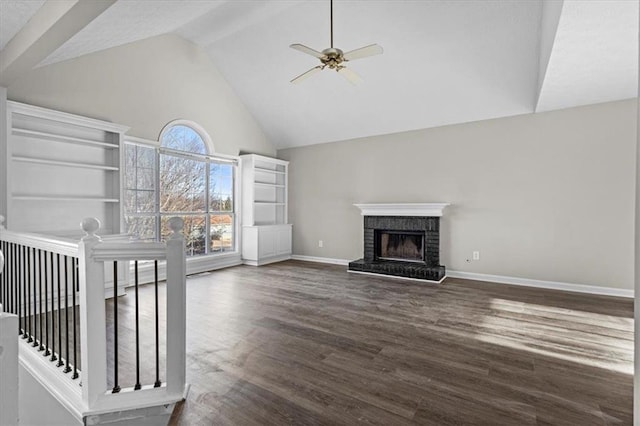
[
  {"left": 0, "top": 0, "right": 45, "bottom": 50},
  {"left": 38, "top": 0, "right": 224, "bottom": 66},
  {"left": 1, "top": 0, "right": 637, "bottom": 149},
  {"left": 536, "top": 0, "right": 638, "bottom": 112}
]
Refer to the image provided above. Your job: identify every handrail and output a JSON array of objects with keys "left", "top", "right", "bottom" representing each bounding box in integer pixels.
[
  {"left": 92, "top": 241, "right": 167, "bottom": 262},
  {"left": 0, "top": 215, "right": 188, "bottom": 421},
  {"left": 0, "top": 216, "right": 78, "bottom": 257}
]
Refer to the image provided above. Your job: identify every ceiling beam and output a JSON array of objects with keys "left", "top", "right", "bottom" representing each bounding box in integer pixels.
[
  {"left": 177, "top": 0, "right": 307, "bottom": 48},
  {"left": 534, "top": 0, "right": 564, "bottom": 111},
  {"left": 0, "top": 0, "right": 116, "bottom": 87}
]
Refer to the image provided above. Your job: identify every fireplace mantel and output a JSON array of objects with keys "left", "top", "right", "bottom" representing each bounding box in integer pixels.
[{"left": 354, "top": 203, "right": 450, "bottom": 217}]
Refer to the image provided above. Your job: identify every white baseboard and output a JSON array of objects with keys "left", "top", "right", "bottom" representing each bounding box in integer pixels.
[
  {"left": 446, "top": 270, "right": 634, "bottom": 298},
  {"left": 290, "top": 255, "right": 349, "bottom": 266},
  {"left": 133, "top": 253, "right": 243, "bottom": 285},
  {"left": 243, "top": 254, "right": 291, "bottom": 266},
  {"left": 289, "top": 255, "right": 634, "bottom": 298}
]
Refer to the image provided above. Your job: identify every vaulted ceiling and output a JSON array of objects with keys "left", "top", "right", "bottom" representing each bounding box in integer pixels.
[{"left": 1, "top": 0, "right": 637, "bottom": 148}]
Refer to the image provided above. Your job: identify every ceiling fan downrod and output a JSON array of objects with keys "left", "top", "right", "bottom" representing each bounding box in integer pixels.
[{"left": 330, "top": 0, "right": 334, "bottom": 48}]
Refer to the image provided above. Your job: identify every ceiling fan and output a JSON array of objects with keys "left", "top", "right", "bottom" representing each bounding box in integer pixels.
[{"left": 289, "top": 0, "right": 383, "bottom": 84}]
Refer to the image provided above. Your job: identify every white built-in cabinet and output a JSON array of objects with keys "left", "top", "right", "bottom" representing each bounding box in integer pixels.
[
  {"left": 240, "top": 154, "right": 292, "bottom": 265},
  {"left": 4, "top": 102, "right": 128, "bottom": 235},
  {"left": 2, "top": 101, "right": 130, "bottom": 296}
]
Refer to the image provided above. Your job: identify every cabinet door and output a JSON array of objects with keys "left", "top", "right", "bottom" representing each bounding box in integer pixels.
[
  {"left": 275, "top": 226, "right": 292, "bottom": 255},
  {"left": 258, "top": 227, "right": 277, "bottom": 258},
  {"left": 242, "top": 227, "right": 259, "bottom": 260}
]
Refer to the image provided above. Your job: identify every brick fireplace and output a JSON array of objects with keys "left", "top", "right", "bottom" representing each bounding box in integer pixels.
[{"left": 348, "top": 203, "right": 449, "bottom": 282}]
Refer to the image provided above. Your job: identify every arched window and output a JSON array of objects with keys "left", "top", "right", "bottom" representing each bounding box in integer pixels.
[
  {"left": 124, "top": 121, "right": 236, "bottom": 257},
  {"left": 160, "top": 124, "right": 208, "bottom": 154}
]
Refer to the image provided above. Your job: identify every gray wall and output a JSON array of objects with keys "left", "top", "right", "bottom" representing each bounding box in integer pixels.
[
  {"left": 7, "top": 34, "right": 274, "bottom": 157},
  {"left": 279, "top": 99, "right": 637, "bottom": 290}
]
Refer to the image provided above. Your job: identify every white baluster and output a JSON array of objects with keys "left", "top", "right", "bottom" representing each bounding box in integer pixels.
[{"left": 78, "top": 217, "right": 107, "bottom": 408}]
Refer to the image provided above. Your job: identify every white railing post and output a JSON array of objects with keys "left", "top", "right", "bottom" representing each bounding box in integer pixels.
[
  {"left": 78, "top": 218, "right": 107, "bottom": 409},
  {"left": 0, "top": 217, "right": 14, "bottom": 426},
  {"left": 0, "top": 215, "right": 4, "bottom": 313},
  {"left": 0, "top": 312, "right": 18, "bottom": 426},
  {"left": 165, "top": 217, "right": 186, "bottom": 396}
]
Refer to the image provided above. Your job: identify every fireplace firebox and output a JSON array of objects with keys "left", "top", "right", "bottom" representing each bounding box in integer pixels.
[
  {"left": 377, "top": 231, "right": 424, "bottom": 263},
  {"left": 348, "top": 204, "right": 449, "bottom": 282}
]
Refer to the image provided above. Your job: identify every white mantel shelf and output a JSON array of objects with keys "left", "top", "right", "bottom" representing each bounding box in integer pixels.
[{"left": 354, "top": 203, "right": 450, "bottom": 217}]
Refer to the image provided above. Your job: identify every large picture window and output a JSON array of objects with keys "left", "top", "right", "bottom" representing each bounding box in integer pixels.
[{"left": 124, "top": 123, "right": 236, "bottom": 257}]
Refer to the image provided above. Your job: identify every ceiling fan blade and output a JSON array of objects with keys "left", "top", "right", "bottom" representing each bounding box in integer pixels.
[
  {"left": 291, "top": 66, "right": 323, "bottom": 84},
  {"left": 343, "top": 43, "right": 383, "bottom": 61},
  {"left": 290, "top": 43, "right": 325, "bottom": 59},
  {"left": 337, "top": 67, "right": 362, "bottom": 85}
]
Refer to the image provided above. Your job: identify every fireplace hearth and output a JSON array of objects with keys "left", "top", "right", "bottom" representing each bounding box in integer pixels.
[{"left": 348, "top": 203, "right": 449, "bottom": 282}]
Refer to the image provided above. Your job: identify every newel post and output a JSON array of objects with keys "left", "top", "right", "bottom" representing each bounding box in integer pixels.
[
  {"left": 0, "top": 215, "right": 5, "bottom": 283},
  {"left": 165, "top": 217, "right": 186, "bottom": 396},
  {"left": 78, "top": 218, "right": 107, "bottom": 408}
]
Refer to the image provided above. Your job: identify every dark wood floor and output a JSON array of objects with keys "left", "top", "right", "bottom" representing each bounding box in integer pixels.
[{"left": 109, "top": 260, "right": 633, "bottom": 425}]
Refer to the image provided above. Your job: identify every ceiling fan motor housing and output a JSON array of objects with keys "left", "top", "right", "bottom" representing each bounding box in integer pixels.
[{"left": 321, "top": 48, "right": 345, "bottom": 69}]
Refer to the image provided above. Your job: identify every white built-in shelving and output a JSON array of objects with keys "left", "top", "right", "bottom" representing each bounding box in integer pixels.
[
  {"left": 3, "top": 101, "right": 129, "bottom": 234},
  {"left": 240, "top": 154, "right": 292, "bottom": 265},
  {"left": 12, "top": 156, "right": 120, "bottom": 171}
]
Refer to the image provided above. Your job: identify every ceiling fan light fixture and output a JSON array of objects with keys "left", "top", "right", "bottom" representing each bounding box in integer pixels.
[{"left": 289, "top": 0, "right": 383, "bottom": 84}]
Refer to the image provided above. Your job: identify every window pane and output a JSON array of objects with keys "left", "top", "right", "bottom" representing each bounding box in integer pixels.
[
  {"left": 161, "top": 215, "right": 206, "bottom": 256},
  {"left": 136, "top": 190, "right": 156, "bottom": 212},
  {"left": 161, "top": 125, "right": 207, "bottom": 154},
  {"left": 160, "top": 154, "right": 206, "bottom": 212},
  {"left": 125, "top": 215, "right": 156, "bottom": 240},
  {"left": 210, "top": 163, "right": 234, "bottom": 212},
  {"left": 136, "top": 167, "right": 155, "bottom": 190},
  {"left": 137, "top": 147, "right": 155, "bottom": 168},
  {"left": 125, "top": 190, "right": 136, "bottom": 213},
  {"left": 210, "top": 214, "right": 234, "bottom": 253},
  {"left": 124, "top": 144, "right": 136, "bottom": 189},
  {"left": 124, "top": 143, "right": 157, "bottom": 215}
]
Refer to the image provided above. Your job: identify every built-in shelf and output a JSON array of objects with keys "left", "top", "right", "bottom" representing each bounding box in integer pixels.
[
  {"left": 254, "top": 201, "right": 286, "bottom": 205},
  {"left": 13, "top": 195, "right": 120, "bottom": 202},
  {"left": 12, "top": 156, "right": 119, "bottom": 171},
  {"left": 12, "top": 128, "right": 118, "bottom": 149},
  {"left": 254, "top": 166, "right": 286, "bottom": 175},
  {"left": 5, "top": 101, "right": 129, "bottom": 233},
  {"left": 241, "top": 154, "right": 291, "bottom": 266},
  {"left": 254, "top": 182, "right": 286, "bottom": 188}
]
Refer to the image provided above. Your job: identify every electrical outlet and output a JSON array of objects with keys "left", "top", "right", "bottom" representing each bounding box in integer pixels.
[
  {"left": 318, "top": 240, "right": 323, "bottom": 248},
  {"left": 472, "top": 251, "right": 480, "bottom": 261}
]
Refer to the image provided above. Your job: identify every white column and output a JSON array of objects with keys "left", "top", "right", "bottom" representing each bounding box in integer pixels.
[
  {"left": 165, "top": 217, "right": 186, "bottom": 396},
  {"left": 78, "top": 218, "right": 107, "bottom": 408},
  {"left": 0, "top": 215, "right": 4, "bottom": 311},
  {"left": 634, "top": 6, "right": 640, "bottom": 422},
  {"left": 0, "top": 88, "right": 7, "bottom": 223},
  {"left": 0, "top": 313, "right": 18, "bottom": 426}
]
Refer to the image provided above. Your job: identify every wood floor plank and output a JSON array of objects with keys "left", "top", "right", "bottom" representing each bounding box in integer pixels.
[{"left": 99, "top": 260, "right": 632, "bottom": 425}]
